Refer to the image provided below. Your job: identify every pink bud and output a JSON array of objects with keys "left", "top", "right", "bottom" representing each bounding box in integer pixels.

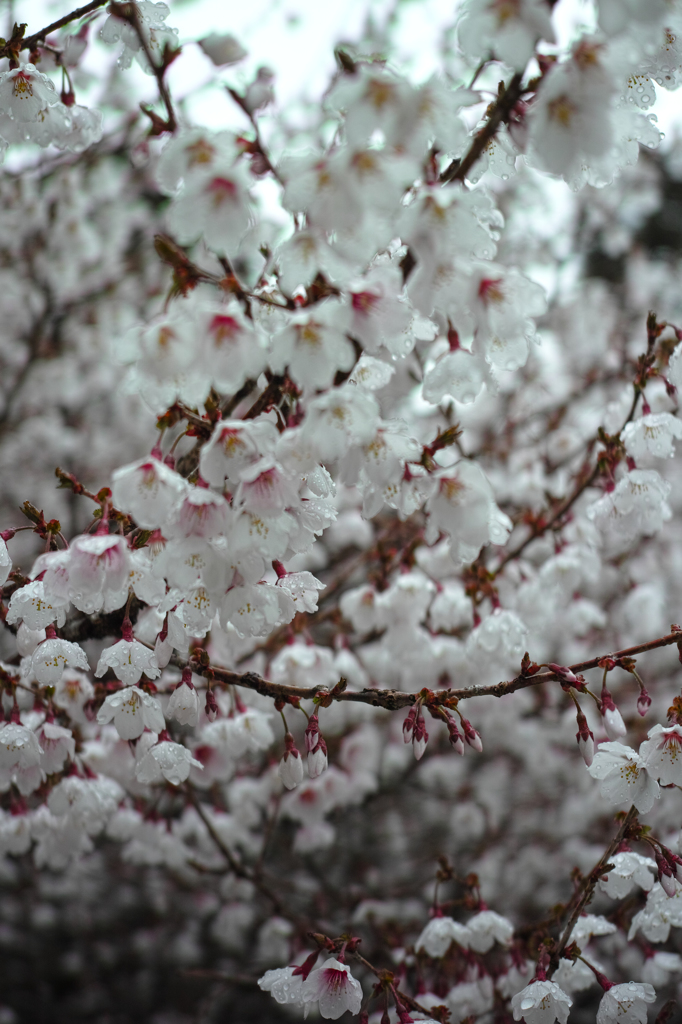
[
  {"left": 412, "top": 708, "right": 428, "bottom": 760},
  {"left": 305, "top": 711, "right": 321, "bottom": 754},
  {"left": 446, "top": 715, "right": 465, "bottom": 756},
  {"left": 548, "top": 663, "right": 580, "bottom": 684},
  {"left": 403, "top": 706, "right": 417, "bottom": 743},
  {"left": 291, "top": 950, "right": 319, "bottom": 979},
  {"left": 205, "top": 689, "right": 219, "bottom": 722},
  {"left": 413, "top": 734, "right": 427, "bottom": 760},
  {"left": 656, "top": 854, "right": 677, "bottom": 897},
  {"left": 279, "top": 733, "right": 303, "bottom": 790},
  {"left": 637, "top": 687, "right": 651, "bottom": 717},
  {"left": 668, "top": 851, "right": 682, "bottom": 884},
  {"left": 578, "top": 732, "right": 595, "bottom": 767},
  {"left": 600, "top": 685, "right": 626, "bottom": 740},
  {"left": 307, "top": 737, "right": 328, "bottom": 778},
  {"left": 461, "top": 718, "right": 483, "bottom": 753},
  {"left": 576, "top": 709, "right": 595, "bottom": 766}
]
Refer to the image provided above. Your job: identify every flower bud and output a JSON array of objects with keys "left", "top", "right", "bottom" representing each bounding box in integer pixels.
[
  {"left": 600, "top": 686, "right": 626, "bottom": 741},
  {"left": 462, "top": 718, "right": 483, "bottom": 753},
  {"left": 307, "top": 737, "right": 328, "bottom": 779},
  {"left": 575, "top": 708, "right": 595, "bottom": 767},
  {"left": 412, "top": 708, "right": 428, "bottom": 760},
  {"left": 403, "top": 705, "right": 417, "bottom": 744},
  {"left": 668, "top": 850, "right": 682, "bottom": 884},
  {"left": 637, "top": 686, "right": 652, "bottom": 717},
  {"left": 548, "top": 663, "right": 581, "bottom": 684},
  {"left": 656, "top": 853, "right": 677, "bottom": 897},
  {"left": 205, "top": 688, "right": 219, "bottom": 722},
  {"left": 305, "top": 711, "right": 321, "bottom": 754},
  {"left": 446, "top": 715, "right": 465, "bottom": 756},
  {"left": 279, "top": 733, "right": 304, "bottom": 790},
  {"left": 291, "top": 950, "right": 319, "bottom": 979}
]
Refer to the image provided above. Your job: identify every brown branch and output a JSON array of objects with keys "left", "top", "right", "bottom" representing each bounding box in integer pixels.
[
  {"left": 108, "top": 2, "right": 177, "bottom": 135},
  {"left": 184, "top": 786, "right": 252, "bottom": 880},
  {"left": 181, "top": 628, "right": 682, "bottom": 710},
  {"left": 349, "top": 949, "right": 448, "bottom": 1023},
  {"left": 0, "top": 0, "right": 108, "bottom": 60},
  {"left": 493, "top": 343, "right": 650, "bottom": 577},
  {"left": 185, "top": 786, "right": 308, "bottom": 928},
  {"left": 494, "top": 460, "right": 599, "bottom": 575},
  {"left": 226, "top": 87, "right": 284, "bottom": 186},
  {"left": 440, "top": 72, "right": 524, "bottom": 184},
  {"left": 550, "top": 805, "right": 638, "bottom": 970}
]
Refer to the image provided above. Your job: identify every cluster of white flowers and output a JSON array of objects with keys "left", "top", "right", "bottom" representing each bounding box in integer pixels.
[
  {"left": 0, "top": 64, "right": 101, "bottom": 154},
  {"left": 5, "top": 0, "right": 682, "bottom": 1019}
]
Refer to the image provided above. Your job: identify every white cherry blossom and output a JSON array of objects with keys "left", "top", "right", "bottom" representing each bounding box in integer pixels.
[
  {"left": 511, "top": 980, "right": 572, "bottom": 1024},
  {"left": 415, "top": 915, "right": 472, "bottom": 957},
  {"left": 0, "top": 724, "right": 42, "bottom": 794},
  {"left": 95, "top": 636, "right": 160, "bottom": 686},
  {"left": 629, "top": 882, "right": 682, "bottom": 943},
  {"left": 639, "top": 723, "right": 682, "bottom": 785},
  {"left": 587, "top": 741, "right": 660, "bottom": 813},
  {"left": 37, "top": 721, "right": 75, "bottom": 775},
  {"left": 202, "top": 709, "right": 274, "bottom": 757},
  {"left": 599, "top": 851, "right": 656, "bottom": 898},
  {"left": 622, "top": 413, "right": 682, "bottom": 461},
  {"left": 166, "top": 677, "right": 200, "bottom": 727},
  {"left": 258, "top": 966, "right": 306, "bottom": 1006},
  {"left": 135, "top": 740, "right": 203, "bottom": 786},
  {"left": 596, "top": 982, "right": 655, "bottom": 1024},
  {"left": 6, "top": 580, "right": 69, "bottom": 630},
  {"left": 458, "top": 0, "right": 555, "bottom": 71},
  {"left": 301, "top": 957, "right": 363, "bottom": 1020},
  {"left": 29, "top": 637, "right": 89, "bottom": 685},
  {"left": 465, "top": 909, "right": 514, "bottom": 952},
  {"left": 96, "top": 686, "right": 165, "bottom": 741},
  {"left": 111, "top": 457, "right": 188, "bottom": 530}
]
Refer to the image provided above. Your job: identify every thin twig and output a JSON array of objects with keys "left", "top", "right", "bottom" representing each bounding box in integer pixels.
[
  {"left": 109, "top": 2, "right": 177, "bottom": 134},
  {"left": 493, "top": 366, "right": 647, "bottom": 576},
  {"left": 176, "top": 627, "right": 682, "bottom": 710},
  {"left": 550, "top": 805, "right": 638, "bottom": 969},
  {"left": 0, "top": 0, "right": 107, "bottom": 60},
  {"left": 440, "top": 72, "right": 524, "bottom": 184}
]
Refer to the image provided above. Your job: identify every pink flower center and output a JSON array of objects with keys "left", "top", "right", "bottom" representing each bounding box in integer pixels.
[
  {"left": 12, "top": 72, "right": 33, "bottom": 98},
  {"left": 208, "top": 177, "right": 237, "bottom": 205},
  {"left": 210, "top": 315, "right": 241, "bottom": 344}
]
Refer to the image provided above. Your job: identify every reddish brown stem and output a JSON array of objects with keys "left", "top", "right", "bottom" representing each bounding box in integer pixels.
[{"left": 176, "top": 628, "right": 682, "bottom": 710}]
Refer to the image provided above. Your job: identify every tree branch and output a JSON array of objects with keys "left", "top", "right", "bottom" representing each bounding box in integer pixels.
[
  {"left": 108, "top": 1, "right": 177, "bottom": 135},
  {"left": 440, "top": 72, "right": 524, "bottom": 185},
  {"left": 0, "top": 1, "right": 108, "bottom": 60},
  {"left": 180, "top": 628, "right": 682, "bottom": 710},
  {"left": 550, "top": 805, "right": 638, "bottom": 970}
]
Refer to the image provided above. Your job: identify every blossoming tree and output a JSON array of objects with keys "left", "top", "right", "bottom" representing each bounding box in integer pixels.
[{"left": 2, "top": 1, "right": 682, "bottom": 1021}]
